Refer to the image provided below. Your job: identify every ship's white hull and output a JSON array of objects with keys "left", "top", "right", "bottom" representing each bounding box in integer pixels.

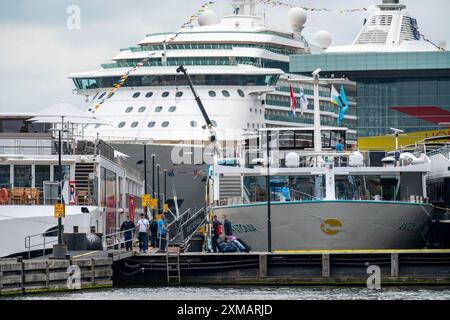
[
  {"left": 0, "top": 205, "right": 100, "bottom": 257},
  {"left": 213, "top": 201, "right": 433, "bottom": 251}
]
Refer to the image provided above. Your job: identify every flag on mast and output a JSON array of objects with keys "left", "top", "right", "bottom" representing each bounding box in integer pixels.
[
  {"left": 289, "top": 84, "right": 296, "bottom": 117},
  {"left": 299, "top": 86, "right": 308, "bottom": 115},
  {"left": 331, "top": 85, "right": 349, "bottom": 126}
]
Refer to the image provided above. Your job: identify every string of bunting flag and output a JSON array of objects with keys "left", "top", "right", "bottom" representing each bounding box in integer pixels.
[
  {"left": 420, "top": 33, "right": 446, "bottom": 52},
  {"left": 256, "top": 0, "right": 368, "bottom": 13},
  {"left": 89, "top": 1, "right": 215, "bottom": 113}
]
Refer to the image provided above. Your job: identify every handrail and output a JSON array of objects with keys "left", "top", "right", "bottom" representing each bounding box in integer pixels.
[
  {"left": 177, "top": 207, "right": 207, "bottom": 251},
  {"left": 25, "top": 230, "right": 60, "bottom": 260},
  {"left": 290, "top": 189, "right": 320, "bottom": 201},
  {"left": 102, "top": 228, "right": 137, "bottom": 251},
  {"left": 427, "top": 145, "right": 450, "bottom": 158},
  {"left": 166, "top": 208, "right": 191, "bottom": 230},
  {"left": 101, "top": 227, "right": 137, "bottom": 261}
]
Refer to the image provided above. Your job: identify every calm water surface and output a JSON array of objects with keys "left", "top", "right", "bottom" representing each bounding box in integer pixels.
[{"left": 8, "top": 286, "right": 450, "bottom": 300}]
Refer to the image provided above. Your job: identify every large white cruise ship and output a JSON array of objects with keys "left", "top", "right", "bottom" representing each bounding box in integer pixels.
[
  {"left": 69, "top": 0, "right": 358, "bottom": 212},
  {"left": 327, "top": 0, "right": 440, "bottom": 53}
]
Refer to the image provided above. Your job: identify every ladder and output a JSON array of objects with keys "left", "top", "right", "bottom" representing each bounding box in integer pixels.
[{"left": 166, "top": 252, "right": 181, "bottom": 285}]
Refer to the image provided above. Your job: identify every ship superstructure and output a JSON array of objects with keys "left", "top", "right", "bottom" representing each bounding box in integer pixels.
[{"left": 70, "top": 0, "right": 358, "bottom": 146}]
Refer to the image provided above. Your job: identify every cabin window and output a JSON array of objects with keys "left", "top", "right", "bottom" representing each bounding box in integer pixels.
[
  {"left": 161, "top": 121, "right": 170, "bottom": 128},
  {"left": 0, "top": 165, "right": 10, "bottom": 188},
  {"left": 125, "top": 107, "right": 133, "bottom": 113},
  {"left": 138, "top": 107, "right": 146, "bottom": 113},
  {"left": 190, "top": 121, "right": 198, "bottom": 128},
  {"left": 53, "top": 165, "right": 70, "bottom": 181},
  {"left": 237, "top": 89, "right": 245, "bottom": 97},
  {"left": 162, "top": 91, "right": 170, "bottom": 98},
  {"left": 176, "top": 91, "right": 183, "bottom": 98},
  {"left": 155, "top": 106, "right": 163, "bottom": 113},
  {"left": 35, "top": 166, "right": 50, "bottom": 190},
  {"left": 118, "top": 122, "right": 126, "bottom": 128},
  {"left": 132, "top": 92, "right": 141, "bottom": 98},
  {"left": 209, "top": 91, "right": 216, "bottom": 97},
  {"left": 145, "top": 92, "right": 153, "bottom": 98},
  {"left": 148, "top": 122, "right": 156, "bottom": 128},
  {"left": 222, "top": 90, "right": 230, "bottom": 97},
  {"left": 131, "top": 122, "right": 139, "bottom": 128},
  {"left": 211, "top": 120, "right": 218, "bottom": 127},
  {"left": 169, "top": 106, "right": 177, "bottom": 113}
]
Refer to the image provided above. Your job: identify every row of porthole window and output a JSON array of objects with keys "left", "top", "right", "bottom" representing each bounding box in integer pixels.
[
  {"left": 100, "top": 89, "right": 246, "bottom": 100},
  {"left": 247, "top": 123, "right": 264, "bottom": 129},
  {"left": 250, "top": 108, "right": 263, "bottom": 115},
  {"left": 131, "top": 91, "right": 183, "bottom": 99},
  {"left": 117, "top": 120, "right": 218, "bottom": 129},
  {"left": 125, "top": 106, "right": 176, "bottom": 113}
]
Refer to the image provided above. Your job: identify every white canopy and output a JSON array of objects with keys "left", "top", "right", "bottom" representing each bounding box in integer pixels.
[{"left": 28, "top": 102, "right": 111, "bottom": 126}]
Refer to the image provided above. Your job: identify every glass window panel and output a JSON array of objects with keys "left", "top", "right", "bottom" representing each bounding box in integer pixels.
[
  {"left": 53, "top": 165, "right": 70, "bottom": 181},
  {"left": 14, "top": 165, "right": 32, "bottom": 188},
  {"left": 0, "top": 165, "right": 10, "bottom": 188},
  {"left": 35, "top": 165, "right": 50, "bottom": 189}
]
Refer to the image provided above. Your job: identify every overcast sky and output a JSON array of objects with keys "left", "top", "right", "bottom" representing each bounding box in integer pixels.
[{"left": 0, "top": 0, "right": 448, "bottom": 113}]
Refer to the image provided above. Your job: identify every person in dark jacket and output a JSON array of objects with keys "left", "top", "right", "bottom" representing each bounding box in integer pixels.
[
  {"left": 150, "top": 219, "right": 158, "bottom": 248},
  {"left": 222, "top": 214, "right": 233, "bottom": 241},
  {"left": 211, "top": 215, "right": 222, "bottom": 253},
  {"left": 120, "top": 215, "right": 136, "bottom": 251}
]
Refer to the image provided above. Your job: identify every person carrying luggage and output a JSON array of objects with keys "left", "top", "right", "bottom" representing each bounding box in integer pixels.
[
  {"left": 222, "top": 214, "right": 233, "bottom": 242},
  {"left": 211, "top": 215, "right": 222, "bottom": 253}
]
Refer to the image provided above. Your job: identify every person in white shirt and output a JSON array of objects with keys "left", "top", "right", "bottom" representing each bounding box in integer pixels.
[{"left": 136, "top": 213, "right": 150, "bottom": 253}]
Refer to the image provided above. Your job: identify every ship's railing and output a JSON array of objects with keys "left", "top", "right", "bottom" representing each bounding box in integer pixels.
[
  {"left": 25, "top": 230, "right": 59, "bottom": 260},
  {"left": 176, "top": 207, "right": 208, "bottom": 252},
  {"left": 427, "top": 145, "right": 450, "bottom": 159},
  {"left": 102, "top": 228, "right": 137, "bottom": 257}
]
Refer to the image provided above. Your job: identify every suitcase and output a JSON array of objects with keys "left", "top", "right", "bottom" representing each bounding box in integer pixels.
[
  {"left": 219, "top": 242, "right": 238, "bottom": 253},
  {"left": 233, "top": 238, "right": 252, "bottom": 252}
]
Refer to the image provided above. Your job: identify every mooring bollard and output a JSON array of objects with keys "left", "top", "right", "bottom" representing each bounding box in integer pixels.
[
  {"left": 259, "top": 253, "right": 268, "bottom": 278},
  {"left": 322, "top": 254, "right": 330, "bottom": 278},
  {"left": 391, "top": 253, "right": 399, "bottom": 277}
]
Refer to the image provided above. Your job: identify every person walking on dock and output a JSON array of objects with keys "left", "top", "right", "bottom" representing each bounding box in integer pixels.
[
  {"left": 136, "top": 213, "right": 150, "bottom": 253},
  {"left": 211, "top": 215, "right": 222, "bottom": 253},
  {"left": 120, "top": 215, "right": 135, "bottom": 251},
  {"left": 157, "top": 214, "right": 168, "bottom": 252}
]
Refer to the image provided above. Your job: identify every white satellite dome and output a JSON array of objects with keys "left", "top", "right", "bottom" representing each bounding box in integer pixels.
[
  {"left": 288, "top": 7, "right": 307, "bottom": 32},
  {"left": 314, "top": 30, "right": 333, "bottom": 49},
  {"left": 285, "top": 152, "right": 300, "bottom": 168},
  {"left": 198, "top": 9, "right": 219, "bottom": 26}
]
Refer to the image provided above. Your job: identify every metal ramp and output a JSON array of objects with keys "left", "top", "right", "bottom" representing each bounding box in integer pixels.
[
  {"left": 166, "top": 207, "right": 208, "bottom": 253},
  {"left": 166, "top": 252, "right": 181, "bottom": 285}
]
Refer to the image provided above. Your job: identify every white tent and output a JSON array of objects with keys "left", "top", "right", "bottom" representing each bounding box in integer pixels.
[{"left": 28, "top": 102, "right": 111, "bottom": 126}]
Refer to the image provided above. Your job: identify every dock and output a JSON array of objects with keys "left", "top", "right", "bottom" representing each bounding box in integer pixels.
[
  {"left": 114, "top": 249, "right": 450, "bottom": 286},
  {"left": 3, "top": 248, "right": 450, "bottom": 296},
  {"left": 0, "top": 254, "right": 113, "bottom": 296}
]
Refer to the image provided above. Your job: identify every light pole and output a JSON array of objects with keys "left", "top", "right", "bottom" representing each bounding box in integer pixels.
[
  {"left": 57, "top": 128, "right": 63, "bottom": 246},
  {"left": 266, "top": 130, "right": 272, "bottom": 253},
  {"left": 143, "top": 144, "right": 148, "bottom": 219},
  {"left": 50, "top": 124, "right": 67, "bottom": 258},
  {"left": 157, "top": 164, "right": 161, "bottom": 215},
  {"left": 152, "top": 154, "right": 156, "bottom": 219},
  {"left": 164, "top": 169, "right": 167, "bottom": 208}
]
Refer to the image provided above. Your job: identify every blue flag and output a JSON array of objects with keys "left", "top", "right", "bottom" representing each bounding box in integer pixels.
[{"left": 331, "top": 85, "right": 349, "bottom": 126}]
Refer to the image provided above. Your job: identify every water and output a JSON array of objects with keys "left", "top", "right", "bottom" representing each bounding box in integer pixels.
[{"left": 7, "top": 286, "right": 450, "bottom": 300}]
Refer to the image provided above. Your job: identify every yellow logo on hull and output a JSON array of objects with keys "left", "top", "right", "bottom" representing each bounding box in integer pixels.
[{"left": 320, "top": 218, "right": 344, "bottom": 236}]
